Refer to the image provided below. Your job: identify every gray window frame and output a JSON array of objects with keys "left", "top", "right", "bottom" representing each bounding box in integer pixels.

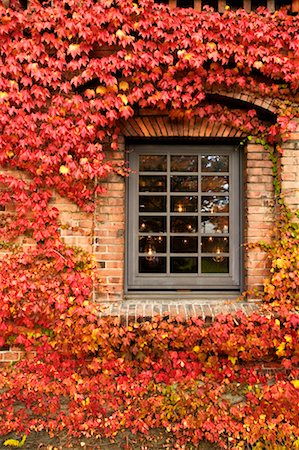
[{"left": 126, "top": 144, "right": 241, "bottom": 291}]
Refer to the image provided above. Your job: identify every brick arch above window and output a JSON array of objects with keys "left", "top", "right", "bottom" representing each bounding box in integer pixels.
[
  {"left": 121, "top": 114, "right": 246, "bottom": 139},
  {"left": 210, "top": 91, "right": 278, "bottom": 115},
  {"left": 120, "top": 91, "right": 279, "bottom": 140}
]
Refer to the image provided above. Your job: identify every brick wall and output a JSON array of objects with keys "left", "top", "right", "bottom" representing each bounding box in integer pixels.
[
  {"left": 244, "top": 143, "right": 275, "bottom": 293},
  {"left": 93, "top": 144, "right": 126, "bottom": 302},
  {"left": 0, "top": 106, "right": 298, "bottom": 305},
  {"left": 281, "top": 119, "right": 299, "bottom": 210}
]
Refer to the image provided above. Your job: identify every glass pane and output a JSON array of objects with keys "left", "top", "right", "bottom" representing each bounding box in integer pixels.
[
  {"left": 201, "top": 196, "right": 229, "bottom": 213},
  {"left": 171, "top": 155, "right": 198, "bottom": 172},
  {"left": 139, "top": 257, "right": 166, "bottom": 273},
  {"left": 139, "top": 216, "right": 166, "bottom": 233},
  {"left": 201, "top": 176, "right": 229, "bottom": 193},
  {"left": 171, "top": 176, "right": 198, "bottom": 192},
  {"left": 139, "top": 155, "right": 167, "bottom": 172},
  {"left": 201, "top": 216, "right": 229, "bottom": 234},
  {"left": 139, "top": 196, "right": 166, "bottom": 212},
  {"left": 201, "top": 257, "right": 229, "bottom": 273},
  {"left": 171, "top": 196, "right": 198, "bottom": 213},
  {"left": 139, "top": 236, "right": 166, "bottom": 253},
  {"left": 201, "top": 237, "right": 229, "bottom": 253},
  {"left": 171, "top": 217, "right": 198, "bottom": 233},
  {"left": 177, "top": 0, "right": 194, "bottom": 7},
  {"left": 171, "top": 236, "right": 198, "bottom": 253},
  {"left": 171, "top": 257, "right": 198, "bottom": 273},
  {"left": 201, "top": 155, "right": 229, "bottom": 172},
  {"left": 139, "top": 176, "right": 166, "bottom": 192}
]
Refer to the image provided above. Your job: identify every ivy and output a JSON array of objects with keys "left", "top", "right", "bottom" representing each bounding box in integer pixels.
[
  {"left": 0, "top": 313, "right": 299, "bottom": 448},
  {"left": 249, "top": 205, "right": 299, "bottom": 309},
  {"left": 0, "top": 0, "right": 299, "bottom": 447}
]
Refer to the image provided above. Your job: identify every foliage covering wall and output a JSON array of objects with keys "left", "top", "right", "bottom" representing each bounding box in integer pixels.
[{"left": 0, "top": 1, "right": 299, "bottom": 447}]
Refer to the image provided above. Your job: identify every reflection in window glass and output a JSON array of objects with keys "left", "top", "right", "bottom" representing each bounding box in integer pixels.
[
  {"left": 201, "top": 176, "right": 229, "bottom": 193},
  {"left": 139, "top": 257, "right": 167, "bottom": 273},
  {"left": 171, "top": 236, "right": 198, "bottom": 253},
  {"left": 201, "top": 236, "right": 229, "bottom": 253},
  {"left": 201, "top": 257, "right": 229, "bottom": 273},
  {"left": 201, "top": 216, "right": 229, "bottom": 234},
  {"left": 201, "top": 196, "right": 229, "bottom": 213},
  {"left": 139, "top": 216, "right": 167, "bottom": 233},
  {"left": 139, "top": 236, "right": 166, "bottom": 253},
  {"left": 171, "top": 216, "right": 198, "bottom": 233},
  {"left": 139, "top": 196, "right": 167, "bottom": 212},
  {"left": 171, "top": 196, "right": 198, "bottom": 212},
  {"left": 201, "top": 155, "right": 229, "bottom": 172},
  {"left": 139, "top": 155, "right": 167, "bottom": 171},
  {"left": 171, "top": 155, "right": 198, "bottom": 172},
  {"left": 171, "top": 176, "right": 198, "bottom": 192},
  {"left": 139, "top": 176, "right": 167, "bottom": 192},
  {"left": 171, "top": 257, "right": 198, "bottom": 273}
]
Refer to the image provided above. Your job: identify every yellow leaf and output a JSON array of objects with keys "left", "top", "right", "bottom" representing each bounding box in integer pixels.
[
  {"left": 284, "top": 335, "right": 292, "bottom": 343},
  {"left": 183, "top": 53, "right": 193, "bottom": 60},
  {"left": 274, "top": 258, "right": 286, "bottom": 269},
  {"left": 6, "top": 150, "right": 14, "bottom": 158},
  {"left": 228, "top": 355, "right": 237, "bottom": 365},
  {"left": 59, "top": 165, "right": 69, "bottom": 175},
  {"left": 291, "top": 380, "right": 299, "bottom": 389},
  {"left": 3, "top": 435, "right": 27, "bottom": 447},
  {"left": 82, "top": 397, "right": 90, "bottom": 406},
  {"left": 118, "top": 94, "right": 128, "bottom": 105},
  {"left": 119, "top": 81, "right": 129, "bottom": 91},
  {"left": 276, "top": 342, "right": 286, "bottom": 357},
  {"left": 68, "top": 43, "right": 80, "bottom": 52},
  {"left": 207, "top": 42, "right": 217, "bottom": 50},
  {"left": 0, "top": 91, "right": 8, "bottom": 99},
  {"left": 193, "top": 345, "right": 200, "bottom": 353},
  {"left": 253, "top": 61, "right": 264, "bottom": 70},
  {"left": 96, "top": 86, "right": 107, "bottom": 95},
  {"left": 275, "top": 319, "right": 280, "bottom": 327},
  {"left": 116, "top": 29, "right": 125, "bottom": 39}
]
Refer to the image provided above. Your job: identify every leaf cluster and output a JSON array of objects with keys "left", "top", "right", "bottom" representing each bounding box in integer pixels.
[{"left": 0, "top": 311, "right": 299, "bottom": 449}]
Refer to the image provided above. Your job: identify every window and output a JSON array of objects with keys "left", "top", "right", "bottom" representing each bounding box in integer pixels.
[
  {"left": 126, "top": 145, "right": 240, "bottom": 291},
  {"left": 154, "top": 0, "right": 295, "bottom": 12}
]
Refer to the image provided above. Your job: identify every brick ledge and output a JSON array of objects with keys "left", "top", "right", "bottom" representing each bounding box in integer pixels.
[{"left": 99, "top": 301, "right": 260, "bottom": 325}]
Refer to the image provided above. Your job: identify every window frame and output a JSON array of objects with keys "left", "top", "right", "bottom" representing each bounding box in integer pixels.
[{"left": 126, "top": 144, "right": 241, "bottom": 291}]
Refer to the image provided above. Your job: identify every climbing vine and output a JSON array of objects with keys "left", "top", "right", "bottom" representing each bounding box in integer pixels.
[{"left": 0, "top": 0, "right": 299, "bottom": 447}]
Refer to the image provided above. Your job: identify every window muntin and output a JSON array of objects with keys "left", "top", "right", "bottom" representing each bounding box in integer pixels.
[{"left": 127, "top": 145, "right": 240, "bottom": 290}]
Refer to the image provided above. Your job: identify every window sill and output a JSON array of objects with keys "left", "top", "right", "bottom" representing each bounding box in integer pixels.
[{"left": 99, "top": 295, "right": 260, "bottom": 325}]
